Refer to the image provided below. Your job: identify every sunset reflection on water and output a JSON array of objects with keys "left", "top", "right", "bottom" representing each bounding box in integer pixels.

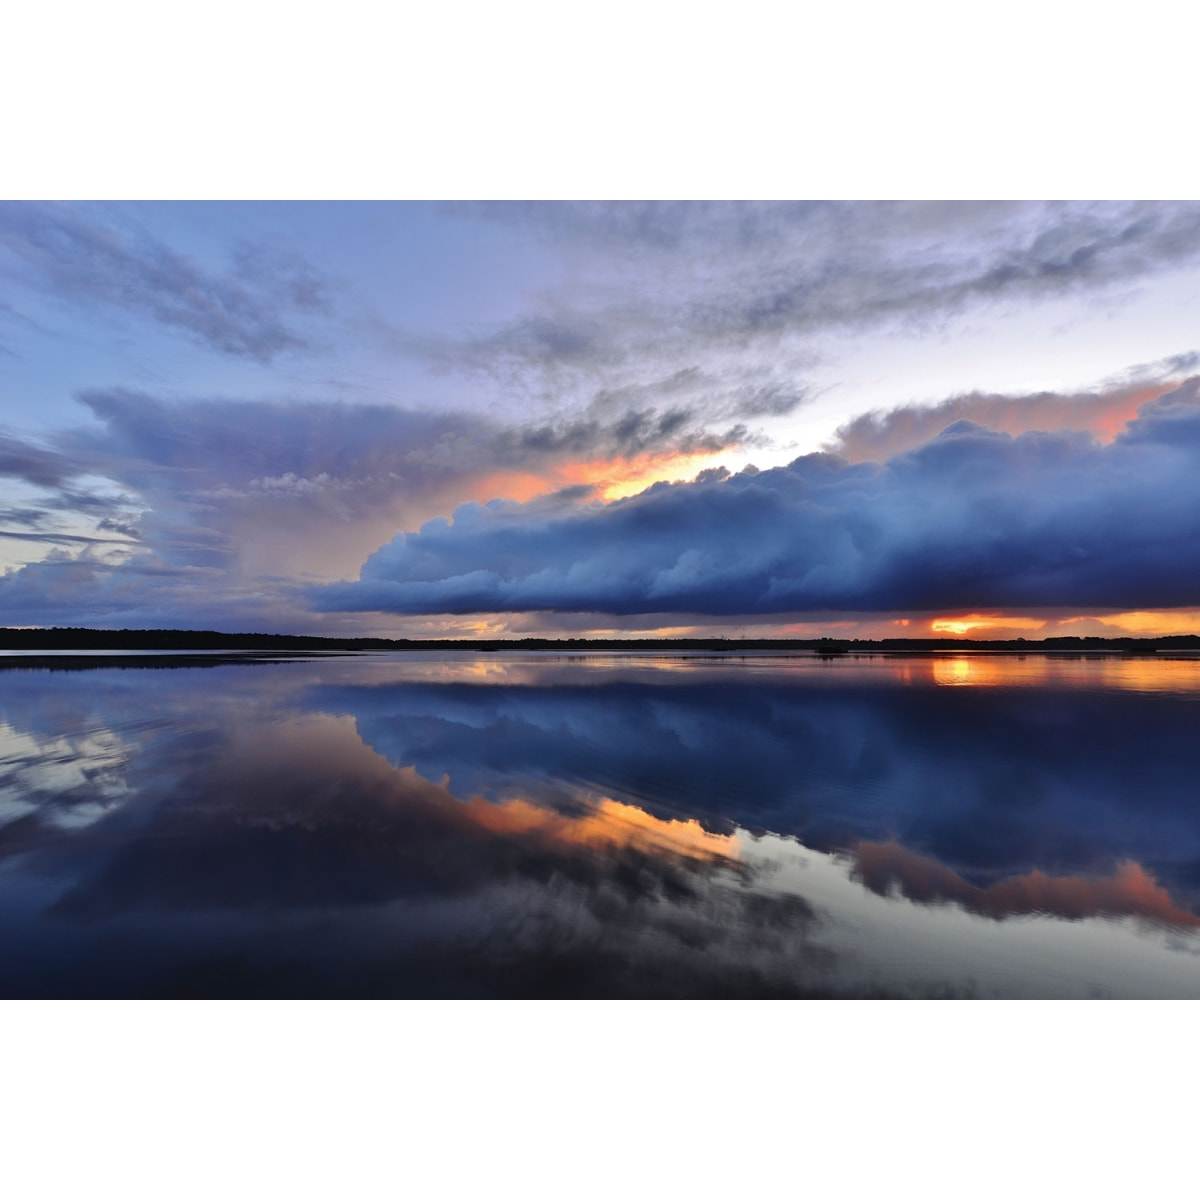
[
  {"left": 925, "top": 652, "right": 1200, "bottom": 691},
  {"left": 2, "top": 650, "right": 1200, "bottom": 997}
]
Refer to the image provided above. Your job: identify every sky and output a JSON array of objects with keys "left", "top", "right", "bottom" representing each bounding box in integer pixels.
[{"left": 5, "top": 199, "right": 1200, "bottom": 638}]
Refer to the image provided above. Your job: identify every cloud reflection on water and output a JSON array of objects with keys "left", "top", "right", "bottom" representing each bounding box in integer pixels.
[
  {"left": 0, "top": 700, "right": 834, "bottom": 997},
  {"left": 317, "top": 655, "right": 1200, "bottom": 904},
  {"left": 852, "top": 841, "right": 1200, "bottom": 929},
  {"left": 1, "top": 652, "right": 1200, "bottom": 996}
]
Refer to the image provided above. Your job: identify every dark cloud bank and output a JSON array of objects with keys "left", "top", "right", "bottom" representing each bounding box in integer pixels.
[
  {"left": 0, "top": 384, "right": 746, "bottom": 628},
  {"left": 318, "top": 377, "right": 1200, "bottom": 617}
]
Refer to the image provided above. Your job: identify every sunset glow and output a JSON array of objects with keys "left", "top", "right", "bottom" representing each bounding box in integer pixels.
[
  {"left": 564, "top": 449, "right": 735, "bottom": 501},
  {"left": 1097, "top": 610, "right": 1200, "bottom": 636},
  {"left": 470, "top": 449, "right": 734, "bottom": 507},
  {"left": 930, "top": 615, "right": 1048, "bottom": 636}
]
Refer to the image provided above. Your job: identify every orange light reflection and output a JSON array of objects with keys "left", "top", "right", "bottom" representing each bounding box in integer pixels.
[
  {"left": 928, "top": 656, "right": 1200, "bottom": 691},
  {"left": 464, "top": 794, "right": 739, "bottom": 862}
]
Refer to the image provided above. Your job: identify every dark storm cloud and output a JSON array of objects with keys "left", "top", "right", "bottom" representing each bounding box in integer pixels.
[
  {"left": 0, "top": 203, "right": 327, "bottom": 361},
  {"left": 53, "top": 388, "right": 741, "bottom": 569},
  {"left": 317, "top": 377, "right": 1200, "bottom": 617},
  {"left": 0, "top": 385, "right": 747, "bottom": 628}
]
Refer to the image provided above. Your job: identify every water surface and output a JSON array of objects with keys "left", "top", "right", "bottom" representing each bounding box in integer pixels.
[{"left": 2, "top": 651, "right": 1199, "bottom": 997}]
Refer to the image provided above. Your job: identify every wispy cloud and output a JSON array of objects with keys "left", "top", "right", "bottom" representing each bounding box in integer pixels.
[
  {"left": 0, "top": 431, "right": 78, "bottom": 489},
  {"left": 423, "top": 202, "right": 1200, "bottom": 376},
  {"left": 370, "top": 202, "right": 1200, "bottom": 457},
  {"left": 0, "top": 203, "right": 329, "bottom": 362},
  {"left": 0, "top": 529, "right": 138, "bottom": 545}
]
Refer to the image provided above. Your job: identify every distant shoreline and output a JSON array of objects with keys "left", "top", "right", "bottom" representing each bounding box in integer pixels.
[{"left": 3, "top": 626, "right": 1199, "bottom": 655}]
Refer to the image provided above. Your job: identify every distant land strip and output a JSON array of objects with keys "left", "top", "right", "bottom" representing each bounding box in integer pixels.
[{"left": 3, "top": 627, "right": 1200, "bottom": 654}]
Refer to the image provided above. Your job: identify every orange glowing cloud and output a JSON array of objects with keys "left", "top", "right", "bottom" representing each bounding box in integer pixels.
[
  {"left": 1096, "top": 610, "right": 1200, "bottom": 636},
  {"left": 852, "top": 841, "right": 1200, "bottom": 929},
  {"left": 468, "top": 448, "right": 732, "bottom": 506},
  {"left": 829, "top": 381, "right": 1178, "bottom": 463},
  {"left": 918, "top": 608, "right": 1200, "bottom": 642},
  {"left": 924, "top": 608, "right": 1200, "bottom": 641}
]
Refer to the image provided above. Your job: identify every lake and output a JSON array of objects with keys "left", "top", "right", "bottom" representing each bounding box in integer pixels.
[{"left": 2, "top": 650, "right": 1199, "bottom": 997}]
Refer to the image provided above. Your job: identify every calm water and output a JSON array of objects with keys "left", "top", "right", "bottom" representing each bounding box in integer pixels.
[{"left": 2, "top": 650, "right": 1200, "bottom": 997}]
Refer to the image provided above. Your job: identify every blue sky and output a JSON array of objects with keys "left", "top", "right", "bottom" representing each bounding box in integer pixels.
[{"left": 5, "top": 200, "right": 1200, "bottom": 637}]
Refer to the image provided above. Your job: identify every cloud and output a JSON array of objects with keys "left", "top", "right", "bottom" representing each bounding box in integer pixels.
[
  {"left": 314, "top": 658, "right": 1200, "bottom": 893},
  {"left": 0, "top": 384, "right": 749, "bottom": 629},
  {"left": 0, "top": 530, "right": 136, "bottom": 545},
  {"left": 0, "top": 681, "right": 840, "bottom": 997},
  {"left": 0, "top": 431, "right": 77, "bottom": 489},
  {"left": 373, "top": 203, "right": 1200, "bottom": 473},
  {"left": 0, "top": 203, "right": 328, "bottom": 361},
  {"left": 463, "top": 200, "right": 1200, "bottom": 284},
  {"left": 55, "top": 387, "right": 741, "bottom": 575},
  {"left": 317, "top": 376, "right": 1200, "bottom": 617},
  {"left": 0, "top": 553, "right": 255, "bottom": 628},
  {"left": 6, "top": 656, "right": 1200, "bottom": 994},
  {"left": 422, "top": 202, "right": 1200, "bottom": 378},
  {"left": 852, "top": 842, "right": 1200, "bottom": 929},
  {"left": 826, "top": 379, "right": 1181, "bottom": 462}
]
